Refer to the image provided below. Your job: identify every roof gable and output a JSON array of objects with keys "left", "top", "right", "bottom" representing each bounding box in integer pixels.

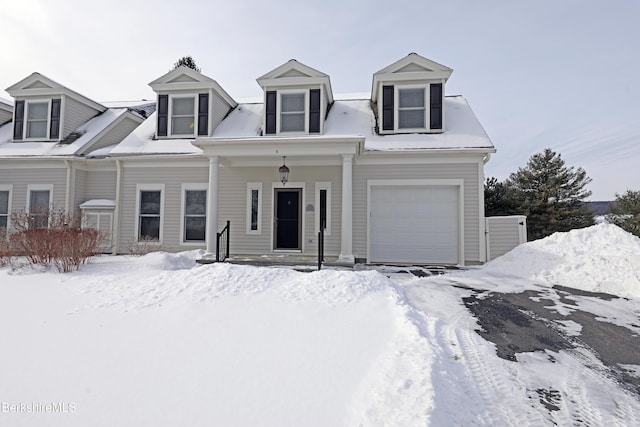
[
  {"left": 148, "top": 66, "right": 236, "bottom": 107},
  {"left": 5, "top": 72, "right": 106, "bottom": 113},
  {"left": 372, "top": 53, "right": 453, "bottom": 101},
  {"left": 257, "top": 59, "right": 333, "bottom": 103}
]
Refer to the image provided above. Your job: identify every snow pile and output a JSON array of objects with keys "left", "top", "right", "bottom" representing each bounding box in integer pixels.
[{"left": 483, "top": 223, "right": 640, "bottom": 298}]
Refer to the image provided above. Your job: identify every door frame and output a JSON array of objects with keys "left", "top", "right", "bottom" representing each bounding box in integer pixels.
[{"left": 271, "top": 182, "right": 305, "bottom": 252}]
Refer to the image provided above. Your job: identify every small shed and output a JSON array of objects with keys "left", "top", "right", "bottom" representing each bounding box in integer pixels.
[{"left": 486, "top": 215, "right": 527, "bottom": 261}]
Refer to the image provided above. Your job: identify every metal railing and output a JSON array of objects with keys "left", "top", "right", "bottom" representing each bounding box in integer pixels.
[
  {"left": 216, "top": 220, "right": 230, "bottom": 262},
  {"left": 317, "top": 227, "right": 325, "bottom": 271}
]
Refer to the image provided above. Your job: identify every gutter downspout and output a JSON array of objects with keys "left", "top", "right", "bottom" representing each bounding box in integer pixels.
[
  {"left": 112, "top": 159, "right": 122, "bottom": 255},
  {"left": 64, "top": 160, "right": 73, "bottom": 213},
  {"left": 483, "top": 153, "right": 492, "bottom": 165}
]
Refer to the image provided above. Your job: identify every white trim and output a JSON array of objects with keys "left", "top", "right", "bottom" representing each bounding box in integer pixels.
[
  {"left": 0, "top": 184, "right": 13, "bottom": 234},
  {"left": 477, "top": 157, "right": 487, "bottom": 263},
  {"left": 134, "top": 184, "right": 165, "bottom": 243},
  {"left": 270, "top": 182, "right": 305, "bottom": 252},
  {"left": 314, "top": 182, "right": 331, "bottom": 236},
  {"left": 180, "top": 183, "right": 208, "bottom": 246},
  {"left": 366, "top": 179, "right": 465, "bottom": 265},
  {"left": 246, "top": 182, "right": 263, "bottom": 235},
  {"left": 168, "top": 94, "right": 197, "bottom": 137},
  {"left": 277, "top": 89, "right": 308, "bottom": 135}
]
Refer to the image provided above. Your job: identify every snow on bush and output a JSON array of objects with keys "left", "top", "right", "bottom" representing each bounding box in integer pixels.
[{"left": 483, "top": 223, "right": 640, "bottom": 298}]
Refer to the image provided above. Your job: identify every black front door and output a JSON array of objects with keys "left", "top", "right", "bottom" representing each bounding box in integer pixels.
[{"left": 274, "top": 189, "right": 301, "bottom": 250}]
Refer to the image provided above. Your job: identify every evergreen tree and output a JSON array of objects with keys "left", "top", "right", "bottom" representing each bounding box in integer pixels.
[
  {"left": 484, "top": 177, "right": 519, "bottom": 216},
  {"left": 607, "top": 190, "right": 640, "bottom": 237},
  {"left": 507, "top": 148, "right": 594, "bottom": 240},
  {"left": 173, "top": 56, "right": 201, "bottom": 73}
]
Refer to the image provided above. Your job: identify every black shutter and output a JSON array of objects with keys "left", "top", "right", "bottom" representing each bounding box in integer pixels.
[
  {"left": 430, "top": 83, "right": 443, "bottom": 130},
  {"left": 197, "top": 93, "right": 209, "bottom": 136},
  {"left": 157, "top": 95, "right": 168, "bottom": 137},
  {"left": 265, "top": 91, "right": 277, "bottom": 134},
  {"left": 13, "top": 100, "right": 24, "bottom": 140},
  {"left": 309, "top": 89, "right": 321, "bottom": 133},
  {"left": 382, "top": 85, "right": 394, "bottom": 131},
  {"left": 319, "top": 189, "right": 327, "bottom": 231},
  {"left": 49, "top": 98, "right": 61, "bottom": 139}
]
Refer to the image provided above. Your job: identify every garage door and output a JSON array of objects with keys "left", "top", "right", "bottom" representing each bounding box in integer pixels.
[{"left": 370, "top": 185, "right": 459, "bottom": 264}]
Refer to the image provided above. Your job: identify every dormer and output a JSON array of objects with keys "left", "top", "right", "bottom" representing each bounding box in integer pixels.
[
  {"left": 149, "top": 66, "right": 236, "bottom": 139},
  {"left": 6, "top": 73, "right": 106, "bottom": 142},
  {"left": 372, "top": 53, "right": 452, "bottom": 135},
  {"left": 257, "top": 60, "right": 333, "bottom": 136},
  {"left": 0, "top": 98, "right": 12, "bottom": 126}
]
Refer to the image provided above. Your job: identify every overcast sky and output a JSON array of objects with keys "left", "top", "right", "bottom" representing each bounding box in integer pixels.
[{"left": 2, "top": 0, "right": 639, "bottom": 200}]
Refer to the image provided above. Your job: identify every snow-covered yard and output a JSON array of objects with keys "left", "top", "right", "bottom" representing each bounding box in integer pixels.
[{"left": 1, "top": 223, "right": 640, "bottom": 426}]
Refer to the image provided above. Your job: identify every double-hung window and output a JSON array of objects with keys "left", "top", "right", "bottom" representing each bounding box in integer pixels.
[
  {"left": 27, "top": 185, "right": 53, "bottom": 228},
  {"left": 397, "top": 88, "right": 426, "bottom": 130},
  {"left": 182, "top": 185, "right": 207, "bottom": 242},
  {"left": 26, "top": 101, "right": 49, "bottom": 139},
  {"left": 0, "top": 186, "right": 11, "bottom": 233},
  {"left": 137, "top": 185, "right": 164, "bottom": 241},
  {"left": 171, "top": 96, "right": 195, "bottom": 135},
  {"left": 279, "top": 93, "right": 306, "bottom": 132}
]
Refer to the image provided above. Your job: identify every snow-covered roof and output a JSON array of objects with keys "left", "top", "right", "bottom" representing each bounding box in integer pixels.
[
  {"left": 79, "top": 199, "right": 116, "bottom": 209},
  {"left": 109, "top": 111, "right": 202, "bottom": 156},
  {"left": 210, "top": 95, "right": 494, "bottom": 152},
  {"left": 0, "top": 108, "right": 132, "bottom": 157},
  {"left": 0, "top": 97, "right": 13, "bottom": 107}
]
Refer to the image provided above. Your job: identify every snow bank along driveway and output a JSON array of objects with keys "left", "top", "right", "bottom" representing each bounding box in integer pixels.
[{"left": 1, "top": 223, "right": 639, "bottom": 426}]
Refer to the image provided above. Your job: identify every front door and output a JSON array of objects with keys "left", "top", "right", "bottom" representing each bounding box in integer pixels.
[{"left": 274, "top": 189, "right": 302, "bottom": 250}]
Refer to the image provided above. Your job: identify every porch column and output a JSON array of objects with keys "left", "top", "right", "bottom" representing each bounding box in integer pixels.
[
  {"left": 205, "top": 155, "right": 219, "bottom": 254},
  {"left": 339, "top": 154, "right": 354, "bottom": 262}
]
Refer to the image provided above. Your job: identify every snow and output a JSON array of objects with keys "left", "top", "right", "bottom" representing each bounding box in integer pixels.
[
  {"left": 0, "top": 108, "right": 130, "bottom": 157},
  {"left": 78, "top": 199, "right": 116, "bottom": 209},
  {"left": 1, "top": 224, "right": 639, "bottom": 425},
  {"left": 481, "top": 223, "right": 640, "bottom": 299},
  {"left": 210, "top": 96, "right": 494, "bottom": 152}
]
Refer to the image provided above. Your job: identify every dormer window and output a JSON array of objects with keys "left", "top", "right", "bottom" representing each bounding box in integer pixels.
[
  {"left": 156, "top": 93, "right": 211, "bottom": 138},
  {"left": 171, "top": 96, "right": 196, "bottom": 135},
  {"left": 381, "top": 83, "right": 443, "bottom": 133},
  {"left": 26, "top": 101, "right": 49, "bottom": 138},
  {"left": 280, "top": 92, "right": 306, "bottom": 133},
  {"left": 13, "top": 99, "right": 61, "bottom": 141},
  {"left": 264, "top": 88, "right": 321, "bottom": 135}
]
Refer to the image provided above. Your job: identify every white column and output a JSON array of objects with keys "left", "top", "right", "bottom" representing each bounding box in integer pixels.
[
  {"left": 205, "top": 155, "right": 219, "bottom": 254},
  {"left": 339, "top": 154, "right": 354, "bottom": 262}
]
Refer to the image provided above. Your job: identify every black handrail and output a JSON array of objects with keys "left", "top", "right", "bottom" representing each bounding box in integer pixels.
[
  {"left": 317, "top": 227, "right": 324, "bottom": 271},
  {"left": 216, "top": 220, "right": 230, "bottom": 262}
]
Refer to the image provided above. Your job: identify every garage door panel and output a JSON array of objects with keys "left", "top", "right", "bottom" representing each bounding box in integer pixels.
[{"left": 370, "top": 185, "right": 459, "bottom": 264}]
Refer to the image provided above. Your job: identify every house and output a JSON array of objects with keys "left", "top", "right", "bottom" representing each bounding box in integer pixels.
[{"left": 0, "top": 53, "right": 496, "bottom": 265}]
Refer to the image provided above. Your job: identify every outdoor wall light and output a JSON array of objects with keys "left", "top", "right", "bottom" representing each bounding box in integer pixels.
[{"left": 279, "top": 156, "right": 290, "bottom": 185}]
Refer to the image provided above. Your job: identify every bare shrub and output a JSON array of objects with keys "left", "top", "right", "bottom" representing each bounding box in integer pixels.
[
  {"left": 0, "top": 227, "right": 13, "bottom": 267},
  {"left": 127, "top": 236, "right": 163, "bottom": 256},
  {"left": 9, "top": 208, "right": 106, "bottom": 273}
]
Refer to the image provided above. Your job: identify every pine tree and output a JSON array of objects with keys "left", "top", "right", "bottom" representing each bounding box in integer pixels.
[
  {"left": 507, "top": 148, "right": 594, "bottom": 240},
  {"left": 173, "top": 56, "right": 201, "bottom": 73},
  {"left": 607, "top": 190, "right": 640, "bottom": 236},
  {"left": 484, "top": 177, "right": 519, "bottom": 216}
]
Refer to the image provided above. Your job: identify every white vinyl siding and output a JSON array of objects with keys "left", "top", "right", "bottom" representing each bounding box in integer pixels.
[
  {"left": 62, "top": 96, "right": 102, "bottom": 139},
  {"left": 118, "top": 164, "right": 209, "bottom": 253},
  {"left": 486, "top": 216, "right": 527, "bottom": 261}
]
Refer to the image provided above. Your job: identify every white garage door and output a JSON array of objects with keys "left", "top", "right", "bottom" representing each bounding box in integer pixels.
[{"left": 370, "top": 185, "right": 459, "bottom": 264}]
